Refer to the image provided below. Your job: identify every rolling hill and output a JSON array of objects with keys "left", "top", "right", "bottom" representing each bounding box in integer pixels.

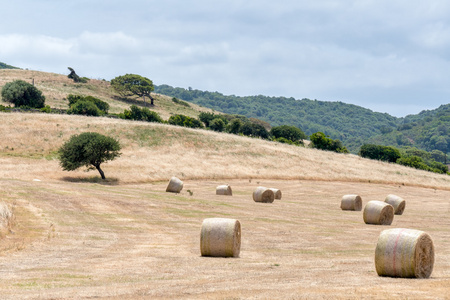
[
  {"left": 0, "top": 68, "right": 449, "bottom": 299},
  {"left": 154, "top": 84, "right": 449, "bottom": 155}
]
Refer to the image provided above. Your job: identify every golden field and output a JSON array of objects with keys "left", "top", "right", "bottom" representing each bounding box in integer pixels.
[{"left": 0, "top": 69, "right": 449, "bottom": 299}]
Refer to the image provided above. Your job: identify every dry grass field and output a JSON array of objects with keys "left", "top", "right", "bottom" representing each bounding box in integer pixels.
[
  {"left": 1, "top": 69, "right": 449, "bottom": 299},
  {"left": 0, "top": 111, "right": 449, "bottom": 299}
]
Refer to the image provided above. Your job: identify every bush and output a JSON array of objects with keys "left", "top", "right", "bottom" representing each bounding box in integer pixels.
[
  {"left": 239, "top": 122, "right": 269, "bottom": 139},
  {"left": 227, "top": 118, "right": 242, "bottom": 134},
  {"left": 397, "top": 156, "right": 431, "bottom": 171},
  {"left": 359, "top": 144, "right": 401, "bottom": 163},
  {"left": 40, "top": 105, "right": 52, "bottom": 113},
  {"left": 310, "top": 132, "right": 349, "bottom": 153},
  {"left": 172, "top": 97, "right": 190, "bottom": 107},
  {"left": 270, "top": 125, "right": 306, "bottom": 143},
  {"left": 1, "top": 80, "right": 45, "bottom": 108},
  {"left": 168, "top": 114, "right": 204, "bottom": 129},
  {"left": 67, "top": 94, "right": 109, "bottom": 114},
  {"left": 119, "top": 105, "right": 163, "bottom": 123},
  {"left": 209, "top": 118, "right": 226, "bottom": 132},
  {"left": 67, "top": 100, "right": 101, "bottom": 116}
]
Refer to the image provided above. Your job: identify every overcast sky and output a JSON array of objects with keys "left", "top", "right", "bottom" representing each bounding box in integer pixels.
[{"left": 1, "top": 1, "right": 450, "bottom": 117}]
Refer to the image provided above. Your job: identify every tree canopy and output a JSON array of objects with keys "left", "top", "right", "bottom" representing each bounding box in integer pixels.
[
  {"left": 58, "top": 132, "right": 121, "bottom": 180},
  {"left": 111, "top": 74, "right": 154, "bottom": 105},
  {"left": 1, "top": 80, "right": 45, "bottom": 108}
]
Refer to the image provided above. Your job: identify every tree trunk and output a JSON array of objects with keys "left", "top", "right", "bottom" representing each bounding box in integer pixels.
[{"left": 95, "top": 164, "right": 106, "bottom": 180}]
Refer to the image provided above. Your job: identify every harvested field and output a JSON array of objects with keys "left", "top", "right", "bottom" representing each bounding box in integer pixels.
[
  {"left": 0, "top": 112, "right": 449, "bottom": 299},
  {"left": 0, "top": 178, "right": 449, "bottom": 299}
]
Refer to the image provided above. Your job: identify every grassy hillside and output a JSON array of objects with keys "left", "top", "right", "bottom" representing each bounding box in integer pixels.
[
  {"left": 154, "top": 85, "right": 449, "bottom": 155},
  {"left": 1, "top": 112, "right": 449, "bottom": 189},
  {"left": 0, "top": 69, "right": 214, "bottom": 119},
  {"left": 0, "top": 112, "right": 449, "bottom": 299}
]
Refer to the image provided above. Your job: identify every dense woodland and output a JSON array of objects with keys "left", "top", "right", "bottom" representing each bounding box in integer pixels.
[{"left": 155, "top": 85, "right": 449, "bottom": 156}]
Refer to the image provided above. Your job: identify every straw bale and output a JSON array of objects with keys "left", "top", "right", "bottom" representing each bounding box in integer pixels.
[
  {"left": 363, "top": 201, "right": 394, "bottom": 225},
  {"left": 385, "top": 194, "right": 406, "bottom": 215},
  {"left": 200, "top": 218, "right": 241, "bottom": 257},
  {"left": 253, "top": 186, "right": 274, "bottom": 203},
  {"left": 375, "top": 228, "right": 434, "bottom": 278},
  {"left": 340, "top": 194, "right": 362, "bottom": 211},
  {"left": 269, "top": 188, "right": 282, "bottom": 200},
  {"left": 166, "top": 176, "right": 183, "bottom": 193},
  {"left": 216, "top": 185, "right": 232, "bottom": 196}
]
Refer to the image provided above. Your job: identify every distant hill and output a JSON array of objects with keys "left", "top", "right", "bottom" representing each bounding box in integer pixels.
[
  {"left": 367, "top": 104, "right": 450, "bottom": 154},
  {"left": 154, "top": 85, "right": 448, "bottom": 155},
  {"left": 0, "top": 62, "right": 19, "bottom": 69},
  {"left": 154, "top": 85, "right": 400, "bottom": 152}
]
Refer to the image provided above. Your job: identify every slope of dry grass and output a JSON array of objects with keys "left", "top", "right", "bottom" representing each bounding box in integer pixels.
[
  {"left": 0, "top": 69, "right": 214, "bottom": 118},
  {"left": 0, "top": 112, "right": 449, "bottom": 189},
  {"left": 0, "top": 72, "right": 449, "bottom": 298}
]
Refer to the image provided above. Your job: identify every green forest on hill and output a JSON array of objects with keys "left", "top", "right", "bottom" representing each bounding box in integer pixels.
[
  {"left": 0, "top": 62, "right": 19, "bottom": 69},
  {"left": 154, "top": 85, "right": 449, "bottom": 156}
]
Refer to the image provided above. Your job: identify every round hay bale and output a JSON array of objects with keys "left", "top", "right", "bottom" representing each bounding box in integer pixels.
[
  {"left": 216, "top": 185, "right": 232, "bottom": 196},
  {"left": 269, "top": 188, "right": 282, "bottom": 200},
  {"left": 375, "top": 228, "right": 434, "bottom": 278},
  {"left": 363, "top": 201, "right": 394, "bottom": 225},
  {"left": 253, "top": 186, "right": 274, "bottom": 203},
  {"left": 200, "top": 218, "right": 241, "bottom": 257},
  {"left": 166, "top": 177, "right": 183, "bottom": 193},
  {"left": 385, "top": 194, "right": 406, "bottom": 215},
  {"left": 340, "top": 194, "right": 362, "bottom": 211}
]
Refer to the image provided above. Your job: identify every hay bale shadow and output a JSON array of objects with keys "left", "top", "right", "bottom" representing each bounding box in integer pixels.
[{"left": 61, "top": 176, "right": 120, "bottom": 185}]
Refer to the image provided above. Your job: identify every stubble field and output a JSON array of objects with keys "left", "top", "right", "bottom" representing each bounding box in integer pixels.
[{"left": 0, "top": 112, "right": 449, "bottom": 299}]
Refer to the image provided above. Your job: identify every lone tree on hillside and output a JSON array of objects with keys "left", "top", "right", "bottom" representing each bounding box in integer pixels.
[
  {"left": 58, "top": 132, "right": 121, "bottom": 180},
  {"left": 1, "top": 80, "right": 45, "bottom": 108},
  {"left": 111, "top": 74, "right": 155, "bottom": 106}
]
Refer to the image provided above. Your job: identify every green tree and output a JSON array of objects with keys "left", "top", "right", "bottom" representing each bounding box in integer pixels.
[
  {"left": 310, "top": 132, "right": 348, "bottom": 153},
  {"left": 209, "top": 118, "right": 226, "bottom": 132},
  {"left": 111, "top": 74, "right": 154, "bottom": 106},
  {"left": 270, "top": 125, "right": 306, "bottom": 143},
  {"left": 58, "top": 132, "right": 121, "bottom": 180},
  {"left": 1, "top": 80, "right": 45, "bottom": 108},
  {"left": 227, "top": 118, "right": 242, "bottom": 134}
]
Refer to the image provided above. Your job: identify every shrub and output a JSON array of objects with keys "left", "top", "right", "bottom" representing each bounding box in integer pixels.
[
  {"left": 310, "top": 132, "right": 349, "bottom": 153},
  {"left": 172, "top": 97, "right": 190, "bottom": 107},
  {"left": 397, "top": 156, "right": 431, "bottom": 171},
  {"left": 40, "top": 105, "right": 52, "bottom": 113},
  {"left": 1, "top": 80, "right": 45, "bottom": 108},
  {"left": 67, "top": 94, "right": 109, "bottom": 114},
  {"left": 209, "top": 118, "right": 226, "bottom": 132},
  {"left": 239, "top": 122, "right": 269, "bottom": 139},
  {"left": 270, "top": 125, "right": 306, "bottom": 143},
  {"left": 168, "top": 114, "right": 203, "bottom": 128},
  {"left": 359, "top": 144, "right": 401, "bottom": 163},
  {"left": 227, "top": 118, "right": 242, "bottom": 134},
  {"left": 67, "top": 100, "right": 101, "bottom": 116},
  {"left": 119, "top": 105, "right": 163, "bottom": 123}
]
